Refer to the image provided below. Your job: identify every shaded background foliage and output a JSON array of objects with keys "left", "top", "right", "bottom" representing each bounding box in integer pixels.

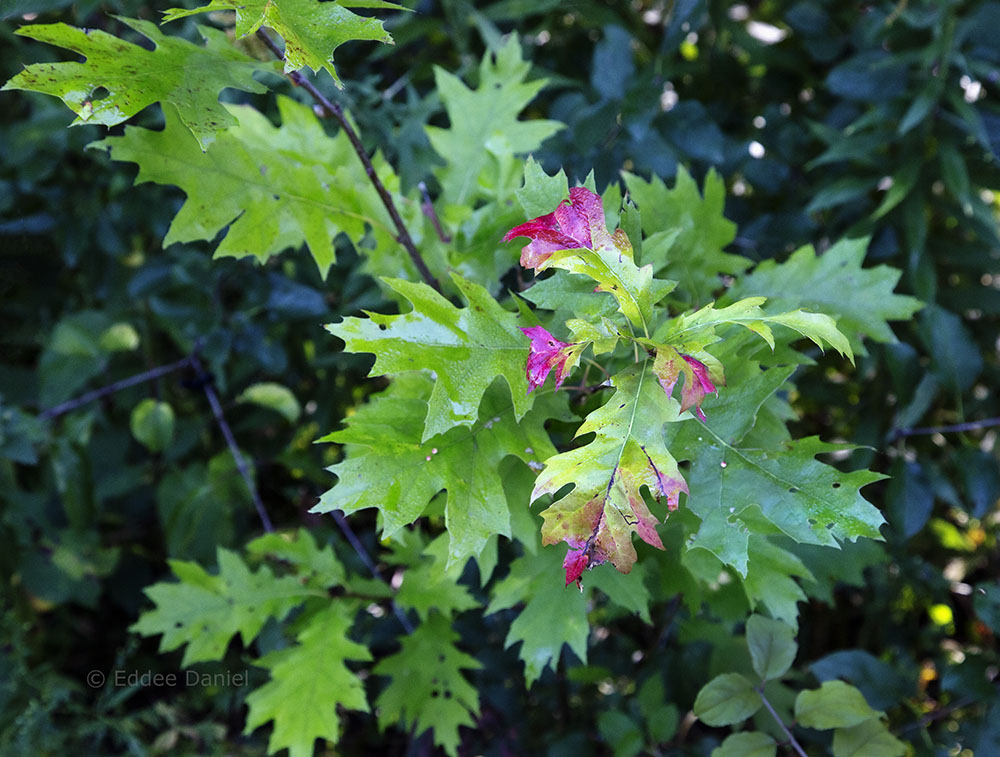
[{"left": 1, "top": 0, "right": 999, "bottom": 754}]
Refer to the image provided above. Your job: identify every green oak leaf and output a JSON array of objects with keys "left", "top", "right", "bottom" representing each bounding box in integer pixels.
[
  {"left": 95, "top": 96, "right": 396, "bottom": 277},
  {"left": 517, "top": 156, "right": 570, "bottom": 218},
  {"left": 312, "top": 374, "right": 568, "bottom": 566},
  {"left": 661, "top": 297, "right": 853, "bottom": 363},
  {"left": 427, "top": 34, "right": 563, "bottom": 205},
  {"left": 3, "top": 18, "right": 272, "bottom": 150},
  {"left": 485, "top": 546, "right": 589, "bottom": 687},
  {"left": 622, "top": 167, "right": 745, "bottom": 306},
  {"left": 373, "top": 612, "right": 481, "bottom": 757},
  {"left": 534, "top": 362, "right": 687, "bottom": 583},
  {"left": 742, "top": 537, "right": 813, "bottom": 628},
  {"left": 163, "top": 0, "right": 404, "bottom": 86},
  {"left": 131, "top": 548, "right": 311, "bottom": 666},
  {"left": 246, "top": 528, "right": 347, "bottom": 590},
  {"left": 389, "top": 533, "right": 479, "bottom": 619},
  {"left": 327, "top": 273, "right": 535, "bottom": 441},
  {"left": 244, "top": 604, "right": 371, "bottom": 757},
  {"left": 675, "top": 349, "right": 885, "bottom": 579},
  {"left": 727, "top": 237, "right": 923, "bottom": 354}
]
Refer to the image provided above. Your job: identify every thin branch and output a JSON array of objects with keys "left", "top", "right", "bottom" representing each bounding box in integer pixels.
[
  {"left": 890, "top": 416, "right": 1000, "bottom": 442},
  {"left": 189, "top": 353, "right": 275, "bottom": 534},
  {"left": 331, "top": 510, "right": 414, "bottom": 634},
  {"left": 418, "top": 181, "right": 451, "bottom": 243},
  {"left": 40, "top": 357, "right": 194, "bottom": 420},
  {"left": 255, "top": 29, "right": 441, "bottom": 293},
  {"left": 757, "top": 687, "right": 808, "bottom": 757}
]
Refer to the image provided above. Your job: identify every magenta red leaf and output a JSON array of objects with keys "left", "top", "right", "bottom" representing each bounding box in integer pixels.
[
  {"left": 503, "top": 187, "right": 623, "bottom": 270},
  {"left": 520, "top": 326, "right": 581, "bottom": 393}
]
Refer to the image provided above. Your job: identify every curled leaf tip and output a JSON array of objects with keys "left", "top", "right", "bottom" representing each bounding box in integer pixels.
[
  {"left": 520, "top": 326, "right": 581, "bottom": 393},
  {"left": 504, "top": 186, "right": 617, "bottom": 270},
  {"left": 563, "top": 538, "right": 606, "bottom": 587},
  {"left": 652, "top": 346, "right": 720, "bottom": 421}
]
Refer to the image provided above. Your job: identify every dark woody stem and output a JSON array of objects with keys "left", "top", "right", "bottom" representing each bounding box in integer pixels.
[{"left": 255, "top": 29, "right": 441, "bottom": 293}]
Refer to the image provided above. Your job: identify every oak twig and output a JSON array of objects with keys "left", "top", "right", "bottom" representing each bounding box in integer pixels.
[
  {"left": 331, "top": 510, "right": 414, "bottom": 634},
  {"left": 40, "top": 357, "right": 194, "bottom": 420},
  {"left": 418, "top": 181, "right": 451, "bottom": 243},
  {"left": 255, "top": 29, "right": 440, "bottom": 292},
  {"left": 890, "top": 416, "right": 1000, "bottom": 442},
  {"left": 189, "top": 353, "right": 275, "bottom": 534}
]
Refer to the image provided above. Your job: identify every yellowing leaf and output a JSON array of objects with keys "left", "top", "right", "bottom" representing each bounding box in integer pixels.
[{"left": 533, "top": 362, "right": 687, "bottom": 584}]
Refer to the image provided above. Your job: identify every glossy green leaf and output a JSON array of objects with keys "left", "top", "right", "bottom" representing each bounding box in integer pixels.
[
  {"left": 517, "top": 156, "right": 569, "bottom": 218},
  {"left": 4, "top": 18, "right": 271, "bottom": 150},
  {"left": 244, "top": 604, "right": 371, "bottom": 757},
  {"left": 663, "top": 297, "right": 853, "bottom": 363},
  {"left": 327, "top": 274, "right": 534, "bottom": 442},
  {"left": 795, "top": 681, "right": 881, "bottom": 730},
  {"left": 373, "top": 612, "right": 481, "bottom": 757},
  {"left": 131, "top": 548, "right": 309, "bottom": 666},
  {"left": 97, "top": 96, "right": 396, "bottom": 277},
  {"left": 677, "top": 355, "right": 885, "bottom": 578},
  {"left": 163, "top": 0, "right": 404, "bottom": 86},
  {"left": 693, "top": 673, "right": 762, "bottom": 726}
]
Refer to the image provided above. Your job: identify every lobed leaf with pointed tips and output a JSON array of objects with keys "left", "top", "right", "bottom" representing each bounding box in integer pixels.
[
  {"left": 3, "top": 18, "right": 271, "bottom": 150},
  {"left": 163, "top": 0, "right": 404, "bottom": 87},
  {"left": 327, "top": 273, "right": 533, "bottom": 441},
  {"left": 532, "top": 362, "right": 688, "bottom": 584}
]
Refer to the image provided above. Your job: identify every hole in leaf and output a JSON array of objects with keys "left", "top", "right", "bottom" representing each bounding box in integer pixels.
[
  {"left": 378, "top": 323, "right": 387, "bottom": 331},
  {"left": 825, "top": 522, "right": 835, "bottom": 529},
  {"left": 431, "top": 690, "right": 440, "bottom": 698},
  {"left": 788, "top": 487, "right": 800, "bottom": 493},
  {"left": 832, "top": 482, "right": 841, "bottom": 489},
  {"left": 90, "top": 86, "right": 110, "bottom": 101}
]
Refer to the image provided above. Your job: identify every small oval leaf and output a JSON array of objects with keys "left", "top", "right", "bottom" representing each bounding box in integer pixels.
[
  {"left": 693, "top": 673, "right": 762, "bottom": 726},
  {"left": 130, "top": 399, "right": 175, "bottom": 453},
  {"left": 795, "top": 680, "right": 880, "bottom": 730},
  {"left": 746, "top": 614, "right": 797, "bottom": 681},
  {"left": 711, "top": 731, "right": 777, "bottom": 757}
]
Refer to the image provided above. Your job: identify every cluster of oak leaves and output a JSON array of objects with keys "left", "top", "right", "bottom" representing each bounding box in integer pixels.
[{"left": 504, "top": 187, "right": 717, "bottom": 586}]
